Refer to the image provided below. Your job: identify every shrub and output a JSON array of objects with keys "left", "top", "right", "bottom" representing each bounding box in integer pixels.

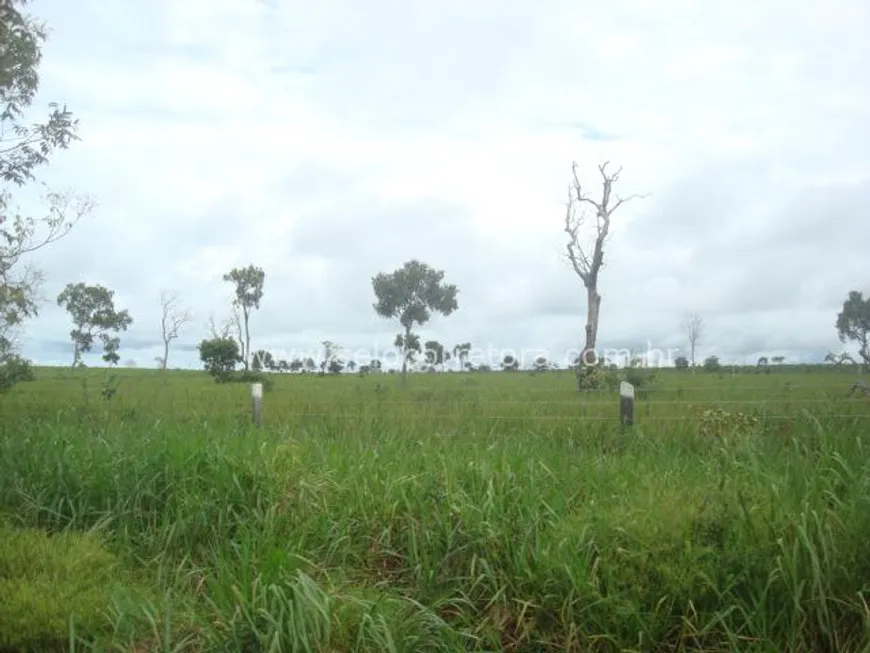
[
  {"left": 576, "top": 364, "right": 620, "bottom": 391},
  {"left": 622, "top": 365, "right": 657, "bottom": 390},
  {"left": 703, "top": 355, "right": 722, "bottom": 372},
  {"left": 198, "top": 337, "right": 241, "bottom": 382},
  {"left": 698, "top": 408, "right": 760, "bottom": 440},
  {"left": 0, "top": 352, "right": 35, "bottom": 392},
  {"left": 0, "top": 525, "right": 124, "bottom": 650}
]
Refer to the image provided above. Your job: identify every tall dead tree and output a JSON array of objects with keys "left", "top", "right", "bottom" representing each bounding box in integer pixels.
[
  {"left": 684, "top": 312, "right": 704, "bottom": 368},
  {"left": 158, "top": 291, "right": 193, "bottom": 369},
  {"left": 564, "top": 161, "right": 642, "bottom": 389}
]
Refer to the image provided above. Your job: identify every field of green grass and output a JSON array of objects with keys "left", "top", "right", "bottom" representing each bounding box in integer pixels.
[{"left": 2, "top": 365, "right": 870, "bottom": 652}]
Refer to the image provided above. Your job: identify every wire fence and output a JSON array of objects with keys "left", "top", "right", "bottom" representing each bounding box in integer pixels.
[
  {"left": 5, "top": 373, "right": 869, "bottom": 428},
  {"left": 7, "top": 394, "right": 868, "bottom": 407},
  {"left": 487, "top": 383, "right": 867, "bottom": 395},
  {"left": 270, "top": 411, "right": 870, "bottom": 423},
  {"left": 247, "top": 397, "right": 870, "bottom": 407}
]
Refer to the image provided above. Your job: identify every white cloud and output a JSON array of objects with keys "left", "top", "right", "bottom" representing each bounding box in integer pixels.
[{"left": 8, "top": 0, "right": 870, "bottom": 369}]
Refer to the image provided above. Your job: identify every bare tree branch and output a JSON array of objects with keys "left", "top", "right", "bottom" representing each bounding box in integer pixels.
[
  {"left": 206, "top": 314, "right": 233, "bottom": 340},
  {"left": 159, "top": 290, "right": 193, "bottom": 369},
  {"left": 564, "top": 160, "right": 645, "bottom": 289},
  {"left": 684, "top": 312, "right": 704, "bottom": 367},
  {"left": 826, "top": 350, "right": 858, "bottom": 366},
  {"left": 1, "top": 188, "right": 95, "bottom": 280}
]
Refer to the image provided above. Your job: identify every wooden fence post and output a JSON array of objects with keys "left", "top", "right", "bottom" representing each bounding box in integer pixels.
[
  {"left": 619, "top": 381, "right": 635, "bottom": 426},
  {"left": 251, "top": 382, "right": 263, "bottom": 428}
]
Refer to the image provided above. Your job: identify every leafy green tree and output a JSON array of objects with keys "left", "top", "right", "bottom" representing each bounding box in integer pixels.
[
  {"left": 320, "top": 340, "right": 341, "bottom": 374},
  {"left": 452, "top": 342, "right": 471, "bottom": 370},
  {"left": 703, "top": 355, "right": 721, "bottom": 372},
  {"left": 1, "top": 0, "right": 94, "bottom": 383},
  {"left": 836, "top": 290, "right": 870, "bottom": 368},
  {"left": 424, "top": 340, "right": 449, "bottom": 371},
  {"left": 533, "top": 355, "right": 550, "bottom": 372},
  {"left": 101, "top": 336, "right": 120, "bottom": 365},
  {"left": 674, "top": 355, "right": 689, "bottom": 370},
  {"left": 394, "top": 332, "right": 421, "bottom": 373},
  {"left": 197, "top": 337, "right": 241, "bottom": 381},
  {"left": 1, "top": 1, "right": 80, "bottom": 185},
  {"left": 0, "top": 352, "right": 33, "bottom": 392},
  {"left": 501, "top": 354, "right": 519, "bottom": 371},
  {"left": 251, "top": 349, "right": 274, "bottom": 371},
  {"left": 56, "top": 283, "right": 132, "bottom": 367},
  {"left": 372, "top": 260, "right": 458, "bottom": 382},
  {"left": 222, "top": 264, "right": 265, "bottom": 370}
]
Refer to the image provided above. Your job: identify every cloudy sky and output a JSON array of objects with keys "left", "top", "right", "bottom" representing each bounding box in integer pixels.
[{"left": 8, "top": 0, "right": 870, "bottom": 370}]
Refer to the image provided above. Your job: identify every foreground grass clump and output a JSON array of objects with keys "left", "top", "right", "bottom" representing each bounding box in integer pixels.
[
  {"left": 1, "top": 366, "right": 870, "bottom": 651},
  {"left": 0, "top": 525, "right": 138, "bottom": 651}
]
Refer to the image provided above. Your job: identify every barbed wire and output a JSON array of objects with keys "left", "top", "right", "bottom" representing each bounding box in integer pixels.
[
  {"left": 274, "top": 397, "right": 868, "bottom": 406},
  {"left": 261, "top": 412, "right": 870, "bottom": 423},
  {"left": 4, "top": 395, "right": 868, "bottom": 423},
  {"left": 6, "top": 396, "right": 869, "bottom": 409},
  {"left": 456, "top": 383, "right": 866, "bottom": 395},
  {"left": 25, "top": 371, "right": 866, "bottom": 396},
  {"left": 13, "top": 383, "right": 865, "bottom": 396}
]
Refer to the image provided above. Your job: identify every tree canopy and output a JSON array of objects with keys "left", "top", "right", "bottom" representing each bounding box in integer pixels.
[
  {"left": 1, "top": 0, "right": 79, "bottom": 186},
  {"left": 223, "top": 264, "right": 265, "bottom": 370},
  {"left": 836, "top": 290, "right": 870, "bottom": 368},
  {"left": 198, "top": 336, "right": 241, "bottom": 382},
  {"left": 56, "top": 283, "right": 132, "bottom": 367},
  {"left": 1, "top": 0, "right": 91, "bottom": 384},
  {"left": 372, "top": 260, "right": 458, "bottom": 381}
]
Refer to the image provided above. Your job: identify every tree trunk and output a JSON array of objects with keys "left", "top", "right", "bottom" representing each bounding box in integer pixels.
[
  {"left": 401, "top": 327, "right": 411, "bottom": 383},
  {"left": 162, "top": 339, "right": 170, "bottom": 370},
  {"left": 576, "top": 285, "right": 601, "bottom": 389},
  {"left": 243, "top": 310, "right": 250, "bottom": 371}
]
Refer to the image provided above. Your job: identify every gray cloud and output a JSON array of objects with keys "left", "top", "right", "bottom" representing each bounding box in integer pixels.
[{"left": 9, "top": 0, "right": 870, "bottom": 370}]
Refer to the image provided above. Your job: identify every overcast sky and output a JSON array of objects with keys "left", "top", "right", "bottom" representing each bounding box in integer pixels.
[{"left": 9, "top": 0, "right": 870, "bottom": 370}]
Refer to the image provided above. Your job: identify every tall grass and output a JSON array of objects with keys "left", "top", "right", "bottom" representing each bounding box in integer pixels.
[{"left": 1, "top": 367, "right": 869, "bottom": 651}]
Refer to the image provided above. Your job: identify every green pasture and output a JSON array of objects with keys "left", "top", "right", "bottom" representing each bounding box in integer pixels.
[{"left": 1, "top": 365, "right": 869, "bottom": 652}]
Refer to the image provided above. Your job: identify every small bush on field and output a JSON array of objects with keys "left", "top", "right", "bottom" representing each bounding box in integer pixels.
[
  {"left": 575, "top": 364, "right": 657, "bottom": 395},
  {"left": 622, "top": 365, "right": 657, "bottom": 390},
  {"left": 576, "top": 365, "right": 620, "bottom": 391},
  {"left": 698, "top": 408, "right": 761, "bottom": 439},
  {"left": 703, "top": 355, "right": 722, "bottom": 372},
  {"left": 0, "top": 353, "right": 34, "bottom": 392},
  {"left": 198, "top": 337, "right": 241, "bottom": 382},
  {"left": 0, "top": 525, "right": 127, "bottom": 650}
]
